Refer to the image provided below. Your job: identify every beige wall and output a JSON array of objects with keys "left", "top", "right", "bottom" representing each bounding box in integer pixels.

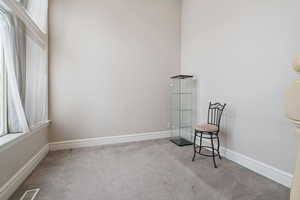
[
  {"left": 0, "top": 128, "right": 48, "bottom": 188},
  {"left": 49, "top": 0, "right": 181, "bottom": 142},
  {"left": 181, "top": 0, "right": 300, "bottom": 173}
]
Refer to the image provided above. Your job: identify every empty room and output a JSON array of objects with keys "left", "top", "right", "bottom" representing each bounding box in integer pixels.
[{"left": 1, "top": 0, "right": 300, "bottom": 199}]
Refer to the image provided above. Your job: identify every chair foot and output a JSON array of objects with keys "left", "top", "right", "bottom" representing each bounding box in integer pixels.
[
  {"left": 211, "top": 135, "right": 218, "bottom": 168},
  {"left": 218, "top": 153, "right": 222, "bottom": 160},
  {"left": 192, "top": 152, "right": 196, "bottom": 161},
  {"left": 192, "top": 131, "right": 197, "bottom": 161},
  {"left": 217, "top": 135, "right": 222, "bottom": 160},
  {"left": 212, "top": 154, "right": 217, "bottom": 168}
]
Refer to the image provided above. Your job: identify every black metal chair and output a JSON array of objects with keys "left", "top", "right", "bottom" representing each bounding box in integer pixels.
[{"left": 192, "top": 102, "right": 226, "bottom": 168}]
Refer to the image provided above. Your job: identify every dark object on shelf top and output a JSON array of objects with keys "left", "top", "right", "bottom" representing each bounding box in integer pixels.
[{"left": 170, "top": 75, "right": 193, "bottom": 79}]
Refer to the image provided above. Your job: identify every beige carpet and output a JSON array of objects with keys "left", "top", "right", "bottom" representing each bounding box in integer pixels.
[{"left": 10, "top": 139, "right": 289, "bottom": 200}]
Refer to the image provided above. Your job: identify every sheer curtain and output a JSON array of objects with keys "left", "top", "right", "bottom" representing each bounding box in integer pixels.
[
  {"left": 0, "top": 30, "right": 7, "bottom": 135},
  {"left": 25, "top": 33, "right": 48, "bottom": 128},
  {"left": 23, "top": 0, "right": 48, "bottom": 128},
  {"left": 0, "top": 0, "right": 48, "bottom": 134},
  {"left": 0, "top": 7, "right": 29, "bottom": 133}
]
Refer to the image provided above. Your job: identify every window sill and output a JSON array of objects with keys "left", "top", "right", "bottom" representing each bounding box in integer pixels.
[{"left": 0, "top": 120, "right": 50, "bottom": 153}]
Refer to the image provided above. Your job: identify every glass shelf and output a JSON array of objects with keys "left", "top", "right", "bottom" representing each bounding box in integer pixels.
[{"left": 170, "top": 75, "right": 195, "bottom": 146}]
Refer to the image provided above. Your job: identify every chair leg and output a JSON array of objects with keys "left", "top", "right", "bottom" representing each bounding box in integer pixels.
[
  {"left": 192, "top": 131, "right": 197, "bottom": 161},
  {"left": 199, "top": 132, "right": 203, "bottom": 153},
  {"left": 210, "top": 134, "right": 217, "bottom": 168},
  {"left": 217, "top": 135, "right": 222, "bottom": 160}
]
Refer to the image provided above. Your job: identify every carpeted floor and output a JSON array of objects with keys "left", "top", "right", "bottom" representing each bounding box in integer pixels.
[{"left": 10, "top": 139, "right": 289, "bottom": 200}]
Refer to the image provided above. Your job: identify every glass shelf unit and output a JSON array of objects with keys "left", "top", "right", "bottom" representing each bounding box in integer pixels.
[{"left": 170, "top": 75, "right": 196, "bottom": 146}]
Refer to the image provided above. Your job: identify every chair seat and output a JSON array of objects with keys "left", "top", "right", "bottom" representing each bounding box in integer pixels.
[{"left": 195, "top": 124, "right": 218, "bottom": 132}]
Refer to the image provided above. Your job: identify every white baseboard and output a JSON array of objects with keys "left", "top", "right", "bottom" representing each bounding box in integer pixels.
[
  {"left": 200, "top": 140, "right": 293, "bottom": 188},
  {"left": 0, "top": 144, "right": 49, "bottom": 200},
  {"left": 222, "top": 147, "right": 293, "bottom": 188},
  {"left": 49, "top": 131, "right": 171, "bottom": 151}
]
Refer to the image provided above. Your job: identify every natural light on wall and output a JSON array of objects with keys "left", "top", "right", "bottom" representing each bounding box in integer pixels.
[{"left": 0, "top": 0, "right": 48, "bottom": 137}]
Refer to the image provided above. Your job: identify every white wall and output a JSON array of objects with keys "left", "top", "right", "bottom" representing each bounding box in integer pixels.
[
  {"left": 181, "top": 0, "right": 300, "bottom": 173},
  {"left": 49, "top": 0, "right": 181, "bottom": 141},
  {"left": 0, "top": 127, "right": 48, "bottom": 188}
]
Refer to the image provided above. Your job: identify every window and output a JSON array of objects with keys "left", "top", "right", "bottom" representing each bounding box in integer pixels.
[
  {"left": 20, "top": 0, "right": 48, "bottom": 33},
  {"left": 0, "top": 0, "right": 48, "bottom": 137}
]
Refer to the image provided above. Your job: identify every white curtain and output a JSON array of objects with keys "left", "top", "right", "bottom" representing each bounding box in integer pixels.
[
  {"left": 0, "top": 7, "right": 29, "bottom": 133},
  {"left": 0, "top": 31, "right": 7, "bottom": 135},
  {"left": 23, "top": 0, "right": 48, "bottom": 128},
  {"left": 0, "top": 0, "right": 48, "bottom": 134},
  {"left": 25, "top": 33, "right": 48, "bottom": 128}
]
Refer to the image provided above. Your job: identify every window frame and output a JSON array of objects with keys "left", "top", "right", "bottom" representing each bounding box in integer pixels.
[
  {"left": 0, "top": 0, "right": 48, "bottom": 136},
  {"left": 4, "top": 0, "right": 48, "bottom": 47}
]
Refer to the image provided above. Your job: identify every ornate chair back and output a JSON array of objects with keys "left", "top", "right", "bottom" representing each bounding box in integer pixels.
[{"left": 207, "top": 102, "right": 226, "bottom": 130}]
